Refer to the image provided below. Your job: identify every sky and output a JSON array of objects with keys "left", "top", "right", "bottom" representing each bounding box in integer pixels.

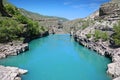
[{"left": 8, "top": 0, "right": 110, "bottom": 20}]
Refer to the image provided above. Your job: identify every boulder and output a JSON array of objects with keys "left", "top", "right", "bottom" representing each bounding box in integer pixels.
[
  {"left": 0, "top": 65, "right": 28, "bottom": 80},
  {"left": 107, "top": 62, "right": 120, "bottom": 78}
]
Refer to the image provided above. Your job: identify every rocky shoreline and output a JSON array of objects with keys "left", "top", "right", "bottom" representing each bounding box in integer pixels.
[
  {"left": 0, "top": 41, "right": 29, "bottom": 59},
  {"left": 0, "top": 65, "right": 28, "bottom": 80},
  {"left": 0, "top": 31, "right": 49, "bottom": 80},
  {"left": 73, "top": 31, "right": 120, "bottom": 80},
  {"left": 0, "top": 41, "right": 29, "bottom": 80}
]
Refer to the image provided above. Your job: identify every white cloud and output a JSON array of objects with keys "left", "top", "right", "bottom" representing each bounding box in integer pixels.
[{"left": 63, "top": 2, "right": 72, "bottom": 5}]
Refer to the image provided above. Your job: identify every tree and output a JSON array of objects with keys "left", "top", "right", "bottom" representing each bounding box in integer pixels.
[{"left": 0, "top": 0, "right": 11, "bottom": 17}]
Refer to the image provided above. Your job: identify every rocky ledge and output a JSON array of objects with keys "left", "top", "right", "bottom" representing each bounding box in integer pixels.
[
  {"left": 0, "top": 30, "right": 49, "bottom": 80},
  {"left": 0, "top": 41, "right": 29, "bottom": 59},
  {"left": 0, "top": 65, "right": 28, "bottom": 80},
  {"left": 73, "top": 30, "right": 120, "bottom": 80},
  {"left": 0, "top": 41, "right": 29, "bottom": 80}
]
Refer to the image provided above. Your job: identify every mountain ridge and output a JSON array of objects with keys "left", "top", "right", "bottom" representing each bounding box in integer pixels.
[{"left": 19, "top": 8, "right": 69, "bottom": 22}]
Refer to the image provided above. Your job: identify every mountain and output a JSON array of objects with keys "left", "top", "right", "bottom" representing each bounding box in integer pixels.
[
  {"left": 19, "top": 8, "right": 68, "bottom": 22},
  {"left": 19, "top": 8, "right": 69, "bottom": 34}
]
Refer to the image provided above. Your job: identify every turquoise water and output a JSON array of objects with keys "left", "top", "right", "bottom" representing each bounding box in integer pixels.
[{"left": 0, "top": 34, "right": 111, "bottom": 80}]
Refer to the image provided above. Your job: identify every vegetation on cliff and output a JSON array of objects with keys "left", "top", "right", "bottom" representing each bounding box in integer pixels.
[
  {"left": 94, "top": 30, "right": 109, "bottom": 42},
  {"left": 111, "top": 21, "right": 120, "bottom": 46},
  {"left": 0, "top": 1, "right": 47, "bottom": 43}
]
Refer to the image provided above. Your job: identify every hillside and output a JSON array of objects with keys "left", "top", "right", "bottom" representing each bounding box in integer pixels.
[
  {"left": 0, "top": 0, "right": 49, "bottom": 43},
  {"left": 19, "top": 8, "right": 68, "bottom": 22},
  {"left": 69, "top": 0, "right": 120, "bottom": 80},
  {"left": 19, "top": 8, "right": 69, "bottom": 34}
]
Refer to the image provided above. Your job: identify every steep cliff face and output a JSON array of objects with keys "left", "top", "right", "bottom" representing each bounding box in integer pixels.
[
  {"left": 99, "top": 1, "right": 120, "bottom": 21},
  {"left": 70, "top": 0, "right": 120, "bottom": 80}
]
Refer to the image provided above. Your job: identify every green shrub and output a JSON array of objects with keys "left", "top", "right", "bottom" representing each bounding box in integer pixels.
[
  {"left": 94, "top": 30, "right": 109, "bottom": 42},
  {"left": 25, "top": 20, "right": 38, "bottom": 36},
  {"left": 16, "top": 15, "right": 29, "bottom": 24},
  {"left": 0, "top": 18, "right": 24, "bottom": 42},
  {"left": 112, "top": 21, "right": 120, "bottom": 46},
  {"left": 5, "top": 4, "right": 20, "bottom": 15},
  {"left": 101, "top": 32, "right": 109, "bottom": 41},
  {"left": 86, "top": 34, "right": 92, "bottom": 38},
  {"left": 0, "top": 3, "right": 48, "bottom": 43}
]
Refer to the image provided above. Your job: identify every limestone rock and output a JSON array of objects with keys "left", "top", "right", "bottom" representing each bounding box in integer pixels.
[
  {"left": 0, "top": 41, "right": 29, "bottom": 59},
  {"left": 0, "top": 65, "right": 27, "bottom": 80},
  {"left": 14, "top": 77, "right": 21, "bottom": 80},
  {"left": 113, "top": 76, "right": 120, "bottom": 80},
  {"left": 18, "top": 69, "right": 28, "bottom": 74},
  {"left": 99, "top": 2, "right": 120, "bottom": 21},
  {"left": 72, "top": 20, "right": 120, "bottom": 79},
  {"left": 107, "top": 62, "right": 120, "bottom": 78}
]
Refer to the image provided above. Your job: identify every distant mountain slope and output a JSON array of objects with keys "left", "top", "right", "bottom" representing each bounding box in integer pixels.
[{"left": 19, "top": 8, "right": 69, "bottom": 22}]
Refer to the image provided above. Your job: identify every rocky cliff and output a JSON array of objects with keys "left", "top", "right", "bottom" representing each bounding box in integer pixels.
[
  {"left": 71, "top": 0, "right": 120, "bottom": 80},
  {"left": 73, "top": 22, "right": 120, "bottom": 79},
  {"left": 0, "top": 41, "right": 29, "bottom": 59},
  {"left": 99, "top": 2, "right": 120, "bottom": 21}
]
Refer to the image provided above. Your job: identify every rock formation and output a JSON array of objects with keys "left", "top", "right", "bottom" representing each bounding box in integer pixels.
[
  {"left": 0, "top": 41, "right": 29, "bottom": 59},
  {"left": 70, "top": 0, "right": 120, "bottom": 80},
  {"left": 0, "top": 65, "right": 28, "bottom": 80},
  {"left": 73, "top": 26, "right": 120, "bottom": 79},
  {"left": 99, "top": 2, "right": 120, "bottom": 21}
]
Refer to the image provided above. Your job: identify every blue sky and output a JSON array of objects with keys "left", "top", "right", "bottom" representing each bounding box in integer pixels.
[{"left": 8, "top": 0, "right": 110, "bottom": 20}]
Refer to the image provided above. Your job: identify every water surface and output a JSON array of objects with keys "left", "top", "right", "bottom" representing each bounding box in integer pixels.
[{"left": 0, "top": 34, "right": 111, "bottom": 80}]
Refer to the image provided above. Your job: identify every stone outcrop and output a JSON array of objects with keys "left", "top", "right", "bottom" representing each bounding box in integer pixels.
[
  {"left": 113, "top": 76, "right": 120, "bottom": 80},
  {"left": 99, "top": 1, "right": 120, "bottom": 21},
  {"left": 0, "top": 30, "right": 49, "bottom": 80},
  {"left": 87, "top": 10, "right": 99, "bottom": 20},
  {"left": 0, "top": 65, "right": 27, "bottom": 80},
  {"left": 72, "top": 20, "right": 120, "bottom": 80},
  {"left": 70, "top": 0, "right": 120, "bottom": 79},
  {"left": 73, "top": 31, "right": 120, "bottom": 80},
  {"left": 0, "top": 41, "right": 29, "bottom": 59}
]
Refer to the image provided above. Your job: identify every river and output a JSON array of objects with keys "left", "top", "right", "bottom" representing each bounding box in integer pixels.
[{"left": 0, "top": 34, "right": 111, "bottom": 80}]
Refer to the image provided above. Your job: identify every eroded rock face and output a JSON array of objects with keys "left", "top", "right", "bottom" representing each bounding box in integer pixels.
[
  {"left": 72, "top": 20, "right": 120, "bottom": 80},
  {"left": 0, "top": 41, "right": 29, "bottom": 59},
  {"left": 74, "top": 31, "right": 120, "bottom": 80},
  {"left": 99, "top": 2, "right": 120, "bottom": 21},
  {"left": 0, "top": 65, "right": 27, "bottom": 80}
]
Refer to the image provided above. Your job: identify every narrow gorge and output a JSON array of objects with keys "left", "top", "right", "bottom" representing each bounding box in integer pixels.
[{"left": 0, "top": 0, "right": 120, "bottom": 80}]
